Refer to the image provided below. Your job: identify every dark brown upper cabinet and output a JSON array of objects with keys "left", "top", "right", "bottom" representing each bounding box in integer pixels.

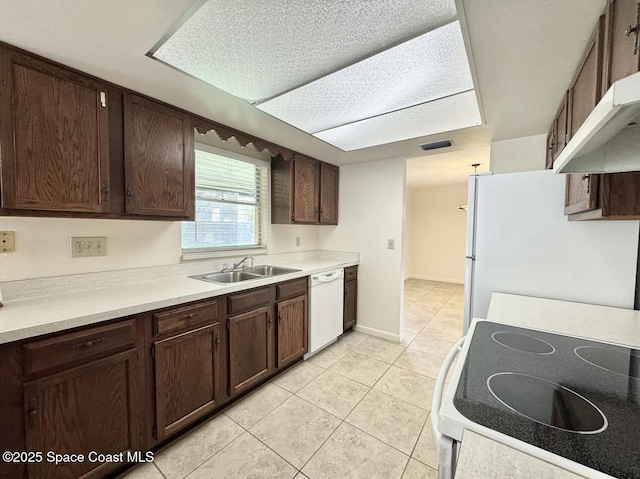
[
  {"left": 0, "top": 48, "right": 110, "bottom": 213},
  {"left": 552, "top": 92, "right": 570, "bottom": 162},
  {"left": 271, "top": 154, "right": 339, "bottom": 225},
  {"left": 565, "top": 173, "right": 600, "bottom": 215},
  {"left": 319, "top": 162, "right": 339, "bottom": 225},
  {"left": 569, "top": 15, "right": 606, "bottom": 138},
  {"left": 603, "top": 0, "right": 640, "bottom": 88},
  {"left": 123, "top": 93, "right": 194, "bottom": 219}
]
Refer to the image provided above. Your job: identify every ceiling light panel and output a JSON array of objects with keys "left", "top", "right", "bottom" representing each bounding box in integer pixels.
[
  {"left": 257, "top": 21, "right": 473, "bottom": 133},
  {"left": 314, "top": 90, "right": 482, "bottom": 151},
  {"left": 151, "top": 0, "right": 457, "bottom": 102}
]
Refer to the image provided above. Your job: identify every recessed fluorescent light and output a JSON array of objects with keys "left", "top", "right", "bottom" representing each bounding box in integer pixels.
[
  {"left": 420, "top": 139, "right": 454, "bottom": 151},
  {"left": 151, "top": 0, "right": 458, "bottom": 102},
  {"left": 314, "top": 90, "right": 481, "bottom": 151},
  {"left": 257, "top": 21, "right": 473, "bottom": 133}
]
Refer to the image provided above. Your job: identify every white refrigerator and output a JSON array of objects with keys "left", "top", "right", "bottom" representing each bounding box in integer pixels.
[{"left": 463, "top": 169, "right": 639, "bottom": 332}]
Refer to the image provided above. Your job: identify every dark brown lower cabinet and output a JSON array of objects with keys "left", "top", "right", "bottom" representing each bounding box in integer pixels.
[
  {"left": 153, "top": 323, "right": 220, "bottom": 440},
  {"left": 565, "top": 173, "right": 599, "bottom": 215},
  {"left": 23, "top": 349, "right": 142, "bottom": 479},
  {"left": 343, "top": 267, "right": 358, "bottom": 332},
  {"left": 276, "top": 295, "right": 307, "bottom": 367},
  {"left": 228, "top": 306, "right": 272, "bottom": 396}
]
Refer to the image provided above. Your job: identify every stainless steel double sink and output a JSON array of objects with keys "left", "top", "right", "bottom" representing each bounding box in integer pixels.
[{"left": 190, "top": 265, "right": 301, "bottom": 285}]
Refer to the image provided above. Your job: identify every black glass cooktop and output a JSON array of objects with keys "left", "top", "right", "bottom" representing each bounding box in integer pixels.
[{"left": 454, "top": 321, "right": 640, "bottom": 479}]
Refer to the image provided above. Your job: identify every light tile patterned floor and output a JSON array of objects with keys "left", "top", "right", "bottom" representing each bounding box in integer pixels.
[{"left": 123, "top": 280, "right": 464, "bottom": 479}]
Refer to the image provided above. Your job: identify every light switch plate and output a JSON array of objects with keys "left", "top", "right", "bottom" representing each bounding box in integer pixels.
[
  {"left": 387, "top": 239, "right": 395, "bottom": 249},
  {"left": 0, "top": 231, "right": 15, "bottom": 252},
  {"left": 71, "top": 237, "right": 107, "bottom": 258}
]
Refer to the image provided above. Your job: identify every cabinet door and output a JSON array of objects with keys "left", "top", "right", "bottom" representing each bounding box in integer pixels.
[
  {"left": 276, "top": 295, "right": 307, "bottom": 367},
  {"left": 0, "top": 49, "right": 110, "bottom": 212},
  {"left": 123, "top": 93, "right": 194, "bottom": 218},
  {"left": 344, "top": 280, "right": 357, "bottom": 332},
  {"left": 23, "top": 350, "right": 141, "bottom": 479},
  {"left": 570, "top": 15, "right": 606, "bottom": 138},
  {"left": 153, "top": 323, "right": 220, "bottom": 440},
  {"left": 565, "top": 174, "right": 600, "bottom": 215},
  {"left": 545, "top": 124, "right": 555, "bottom": 170},
  {"left": 228, "top": 306, "right": 272, "bottom": 395},
  {"left": 292, "top": 155, "right": 319, "bottom": 223},
  {"left": 604, "top": 0, "right": 640, "bottom": 87},
  {"left": 553, "top": 93, "right": 570, "bottom": 161},
  {"left": 319, "top": 162, "right": 339, "bottom": 225}
]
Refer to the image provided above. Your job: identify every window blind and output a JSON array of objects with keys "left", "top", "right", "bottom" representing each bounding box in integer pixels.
[{"left": 182, "top": 147, "right": 268, "bottom": 252}]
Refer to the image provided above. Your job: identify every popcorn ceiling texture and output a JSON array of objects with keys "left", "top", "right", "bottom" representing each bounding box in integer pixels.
[
  {"left": 314, "top": 90, "right": 482, "bottom": 151},
  {"left": 153, "top": 0, "right": 457, "bottom": 102},
  {"left": 258, "top": 21, "right": 473, "bottom": 134}
]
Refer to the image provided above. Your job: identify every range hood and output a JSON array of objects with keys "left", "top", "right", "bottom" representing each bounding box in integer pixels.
[{"left": 554, "top": 71, "right": 640, "bottom": 174}]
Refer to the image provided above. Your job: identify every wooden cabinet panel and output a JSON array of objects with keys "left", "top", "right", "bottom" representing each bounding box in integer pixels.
[
  {"left": 293, "top": 155, "right": 319, "bottom": 223},
  {"left": 153, "top": 323, "right": 220, "bottom": 440},
  {"left": 570, "top": 15, "right": 606, "bottom": 138},
  {"left": 228, "top": 306, "right": 272, "bottom": 395},
  {"left": 546, "top": 124, "right": 555, "bottom": 170},
  {"left": 227, "top": 287, "right": 271, "bottom": 315},
  {"left": 565, "top": 174, "right": 600, "bottom": 215},
  {"left": 604, "top": 0, "right": 640, "bottom": 88},
  {"left": 553, "top": 93, "right": 570, "bottom": 161},
  {"left": 23, "top": 350, "right": 141, "bottom": 479},
  {"left": 23, "top": 319, "right": 135, "bottom": 376},
  {"left": 276, "top": 277, "right": 307, "bottom": 301},
  {"left": 601, "top": 172, "right": 640, "bottom": 216},
  {"left": 276, "top": 295, "right": 307, "bottom": 367},
  {"left": 344, "top": 266, "right": 358, "bottom": 282},
  {"left": 344, "top": 278, "right": 358, "bottom": 332},
  {"left": 0, "top": 48, "right": 110, "bottom": 212},
  {"left": 319, "top": 162, "right": 338, "bottom": 224},
  {"left": 153, "top": 299, "right": 219, "bottom": 337},
  {"left": 123, "top": 92, "right": 194, "bottom": 218}
]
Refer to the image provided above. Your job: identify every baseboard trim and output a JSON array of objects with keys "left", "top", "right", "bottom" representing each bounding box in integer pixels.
[
  {"left": 408, "top": 275, "right": 464, "bottom": 284},
  {"left": 354, "top": 324, "right": 401, "bottom": 343}
]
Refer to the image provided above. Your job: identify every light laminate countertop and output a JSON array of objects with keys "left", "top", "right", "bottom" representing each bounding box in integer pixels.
[{"left": 0, "top": 254, "right": 357, "bottom": 345}]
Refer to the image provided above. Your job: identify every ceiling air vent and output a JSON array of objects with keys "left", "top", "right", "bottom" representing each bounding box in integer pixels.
[{"left": 420, "top": 139, "right": 453, "bottom": 151}]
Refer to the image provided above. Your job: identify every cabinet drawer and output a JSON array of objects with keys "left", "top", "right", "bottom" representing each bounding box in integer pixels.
[
  {"left": 153, "top": 299, "right": 219, "bottom": 337},
  {"left": 276, "top": 277, "right": 308, "bottom": 301},
  {"left": 23, "top": 319, "right": 136, "bottom": 376},
  {"left": 228, "top": 287, "right": 271, "bottom": 315},
  {"left": 345, "top": 266, "right": 358, "bottom": 282}
]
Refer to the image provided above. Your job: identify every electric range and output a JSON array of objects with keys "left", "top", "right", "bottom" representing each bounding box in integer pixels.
[{"left": 438, "top": 319, "right": 640, "bottom": 479}]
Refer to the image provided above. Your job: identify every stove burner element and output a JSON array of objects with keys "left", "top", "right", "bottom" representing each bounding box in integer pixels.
[
  {"left": 491, "top": 332, "right": 555, "bottom": 354},
  {"left": 487, "top": 372, "right": 608, "bottom": 434},
  {"left": 575, "top": 346, "right": 640, "bottom": 380}
]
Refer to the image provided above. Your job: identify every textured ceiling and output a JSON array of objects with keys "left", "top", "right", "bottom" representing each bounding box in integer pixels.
[
  {"left": 153, "top": 0, "right": 457, "bottom": 102},
  {"left": 0, "top": 0, "right": 609, "bottom": 179},
  {"left": 258, "top": 21, "right": 474, "bottom": 134},
  {"left": 151, "top": 0, "right": 482, "bottom": 151},
  {"left": 315, "top": 90, "right": 481, "bottom": 151}
]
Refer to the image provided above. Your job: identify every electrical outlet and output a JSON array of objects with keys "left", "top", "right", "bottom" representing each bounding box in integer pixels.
[
  {"left": 296, "top": 236, "right": 301, "bottom": 247},
  {"left": 71, "top": 237, "right": 107, "bottom": 258},
  {"left": 0, "top": 231, "right": 15, "bottom": 252},
  {"left": 387, "top": 239, "right": 395, "bottom": 250}
]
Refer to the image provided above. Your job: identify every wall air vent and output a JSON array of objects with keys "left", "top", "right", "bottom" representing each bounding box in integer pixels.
[{"left": 420, "top": 139, "right": 453, "bottom": 151}]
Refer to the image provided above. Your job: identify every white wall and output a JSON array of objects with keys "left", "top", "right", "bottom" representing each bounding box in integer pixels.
[
  {"left": 319, "top": 157, "right": 406, "bottom": 341},
  {"left": 406, "top": 184, "right": 468, "bottom": 283},
  {"left": 490, "top": 134, "right": 547, "bottom": 173}
]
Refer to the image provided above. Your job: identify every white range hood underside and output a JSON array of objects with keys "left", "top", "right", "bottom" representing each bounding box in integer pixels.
[{"left": 554, "top": 71, "right": 640, "bottom": 174}]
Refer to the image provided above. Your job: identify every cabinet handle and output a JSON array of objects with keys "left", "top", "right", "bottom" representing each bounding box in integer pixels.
[
  {"left": 215, "top": 336, "right": 220, "bottom": 350},
  {"left": 278, "top": 312, "right": 282, "bottom": 324},
  {"left": 624, "top": 3, "right": 640, "bottom": 55},
  {"left": 126, "top": 185, "right": 134, "bottom": 203},
  {"left": 101, "top": 181, "right": 110, "bottom": 202},
  {"left": 267, "top": 312, "right": 272, "bottom": 326},
  {"left": 100, "top": 91, "right": 107, "bottom": 108},
  {"left": 71, "top": 337, "right": 107, "bottom": 350}
]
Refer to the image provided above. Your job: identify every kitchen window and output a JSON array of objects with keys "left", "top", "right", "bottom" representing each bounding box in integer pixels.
[{"left": 182, "top": 144, "right": 268, "bottom": 257}]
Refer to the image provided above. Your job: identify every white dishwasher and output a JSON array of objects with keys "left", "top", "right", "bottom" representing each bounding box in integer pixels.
[{"left": 305, "top": 268, "right": 344, "bottom": 358}]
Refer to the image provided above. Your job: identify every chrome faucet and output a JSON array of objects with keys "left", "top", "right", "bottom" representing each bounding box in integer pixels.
[{"left": 222, "top": 256, "right": 254, "bottom": 272}]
